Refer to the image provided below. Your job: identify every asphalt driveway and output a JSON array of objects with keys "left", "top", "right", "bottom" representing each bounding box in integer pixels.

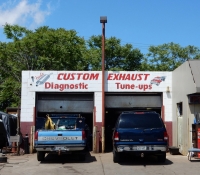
[{"left": 1, "top": 152, "right": 200, "bottom": 175}]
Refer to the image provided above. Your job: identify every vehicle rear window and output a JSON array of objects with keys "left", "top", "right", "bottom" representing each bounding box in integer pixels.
[
  {"left": 51, "top": 118, "right": 85, "bottom": 129},
  {"left": 118, "top": 113, "right": 164, "bottom": 129}
]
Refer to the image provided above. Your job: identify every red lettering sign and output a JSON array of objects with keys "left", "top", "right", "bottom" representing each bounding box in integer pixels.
[
  {"left": 45, "top": 82, "right": 88, "bottom": 91},
  {"left": 57, "top": 73, "right": 99, "bottom": 80},
  {"left": 115, "top": 83, "right": 152, "bottom": 91},
  {"left": 107, "top": 73, "right": 150, "bottom": 81}
]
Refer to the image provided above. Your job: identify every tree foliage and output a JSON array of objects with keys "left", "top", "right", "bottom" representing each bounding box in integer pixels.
[
  {"left": 0, "top": 24, "right": 88, "bottom": 110},
  {"left": 141, "top": 42, "right": 200, "bottom": 71},
  {"left": 86, "top": 35, "right": 143, "bottom": 71},
  {"left": 3, "top": 23, "right": 31, "bottom": 41}
]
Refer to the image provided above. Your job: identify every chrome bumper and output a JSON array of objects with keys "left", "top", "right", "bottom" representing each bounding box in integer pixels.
[
  {"left": 35, "top": 145, "right": 85, "bottom": 152},
  {"left": 116, "top": 145, "right": 167, "bottom": 152}
]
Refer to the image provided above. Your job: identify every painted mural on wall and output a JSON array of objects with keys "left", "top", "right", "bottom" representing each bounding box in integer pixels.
[
  {"left": 150, "top": 76, "right": 166, "bottom": 86},
  {"left": 27, "top": 71, "right": 170, "bottom": 92}
]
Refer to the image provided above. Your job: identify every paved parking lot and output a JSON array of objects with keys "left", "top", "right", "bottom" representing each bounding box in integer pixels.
[{"left": 1, "top": 152, "right": 200, "bottom": 175}]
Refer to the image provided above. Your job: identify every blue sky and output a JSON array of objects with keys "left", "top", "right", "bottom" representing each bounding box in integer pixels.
[{"left": 0, "top": 0, "right": 200, "bottom": 54}]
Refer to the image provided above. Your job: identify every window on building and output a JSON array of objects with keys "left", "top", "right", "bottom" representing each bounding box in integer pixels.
[{"left": 177, "top": 102, "right": 183, "bottom": 116}]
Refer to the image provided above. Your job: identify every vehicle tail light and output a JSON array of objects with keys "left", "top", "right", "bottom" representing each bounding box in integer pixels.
[
  {"left": 114, "top": 131, "right": 119, "bottom": 141},
  {"left": 164, "top": 131, "right": 168, "bottom": 141},
  {"left": 82, "top": 130, "right": 86, "bottom": 140},
  {"left": 35, "top": 131, "right": 38, "bottom": 141}
]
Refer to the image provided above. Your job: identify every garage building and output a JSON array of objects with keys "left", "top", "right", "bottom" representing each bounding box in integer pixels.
[{"left": 20, "top": 70, "right": 172, "bottom": 152}]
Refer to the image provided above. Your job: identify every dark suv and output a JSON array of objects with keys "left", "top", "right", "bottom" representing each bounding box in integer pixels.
[{"left": 112, "top": 111, "right": 168, "bottom": 163}]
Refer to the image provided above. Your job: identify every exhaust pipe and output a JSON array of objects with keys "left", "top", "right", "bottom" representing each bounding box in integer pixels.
[{"left": 141, "top": 153, "right": 144, "bottom": 158}]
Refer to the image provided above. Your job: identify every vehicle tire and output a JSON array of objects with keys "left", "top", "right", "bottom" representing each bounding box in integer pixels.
[
  {"left": 158, "top": 153, "right": 166, "bottom": 162},
  {"left": 113, "top": 150, "right": 120, "bottom": 163},
  {"left": 37, "top": 151, "right": 45, "bottom": 161},
  {"left": 79, "top": 154, "right": 86, "bottom": 161}
]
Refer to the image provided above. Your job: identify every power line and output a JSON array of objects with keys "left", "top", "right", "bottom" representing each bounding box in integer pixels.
[{"left": 82, "top": 35, "right": 159, "bottom": 52}]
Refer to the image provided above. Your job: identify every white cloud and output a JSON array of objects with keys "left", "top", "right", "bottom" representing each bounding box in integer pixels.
[{"left": 0, "top": 0, "right": 51, "bottom": 29}]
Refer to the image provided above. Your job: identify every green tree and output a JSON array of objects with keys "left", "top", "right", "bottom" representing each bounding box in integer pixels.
[
  {"left": 142, "top": 42, "right": 200, "bottom": 71},
  {"left": 3, "top": 23, "right": 31, "bottom": 41},
  {"left": 0, "top": 24, "right": 88, "bottom": 110},
  {"left": 86, "top": 35, "right": 144, "bottom": 71}
]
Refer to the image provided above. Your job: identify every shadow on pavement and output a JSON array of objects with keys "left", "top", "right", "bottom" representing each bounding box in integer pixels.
[
  {"left": 40, "top": 151, "right": 97, "bottom": 164},
  {"left": 117, "top": 154, "right": 173, "bottom": 166}
]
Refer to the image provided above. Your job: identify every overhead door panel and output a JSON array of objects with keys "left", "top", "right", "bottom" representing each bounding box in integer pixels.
[
  {"left": 37, "top": 100, "right": 93, "bottom": 113},
  {"left": 106, "top": 95, "right": 161, "bottom": 108},
  {"left": 36, "top": 93, "right": 94, "bottom": 113}
]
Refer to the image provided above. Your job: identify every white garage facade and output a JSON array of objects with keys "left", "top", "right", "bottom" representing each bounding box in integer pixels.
[{"left": 20, "top": 70, "right": 172, "bottom": 152}]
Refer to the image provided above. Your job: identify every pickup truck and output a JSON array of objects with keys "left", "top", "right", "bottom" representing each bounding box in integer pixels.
[
  {"left": 34, "top": 114, "right": 88, "bottom": 161},
  {"left": 112, "top": 111, "right": 169, "bottom": 163}
]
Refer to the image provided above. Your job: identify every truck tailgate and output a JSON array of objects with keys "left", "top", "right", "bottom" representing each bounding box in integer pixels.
[{"left": 37, "top": 130, "right": 85, "bottom": 145}]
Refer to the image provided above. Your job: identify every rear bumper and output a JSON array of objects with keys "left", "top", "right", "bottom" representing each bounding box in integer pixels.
[
  {"left": 34, "top": 144, "right": 86, "bottom": 152},
  {"left": 114, "top": 145, "right": 167, "bottom": 153}
]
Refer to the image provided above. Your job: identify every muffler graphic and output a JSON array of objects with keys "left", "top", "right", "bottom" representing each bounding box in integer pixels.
[{"left": 36, "top": 73, "right": 53, "bottom": 86}]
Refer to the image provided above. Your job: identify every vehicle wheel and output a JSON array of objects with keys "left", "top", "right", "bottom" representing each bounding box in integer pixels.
[
  {"left": 158, "top": 153, "right": 166, "bottom": 162},
  {"left": 37, "top": 151, "right": 45, "bottom": 161},
  {"left": 113, "top": 150, "right": 120, "bottom": 163},
  {"left": 79, "top": 154, "right": 86, "bottom": 161}
]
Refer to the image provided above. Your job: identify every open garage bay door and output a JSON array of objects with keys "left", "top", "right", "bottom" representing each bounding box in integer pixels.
[
  {"left": 36, "top": 93, "right": 94, "bottom": 150},
  {"left": 105, "top": 93, "right": 162, "bottom": 152},
  {"left": 36, "top": 93, "right": 94, "bottom": 113}
]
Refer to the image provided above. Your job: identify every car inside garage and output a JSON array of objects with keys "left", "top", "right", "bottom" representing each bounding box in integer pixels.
[{"left": 104, "top": 93, "right": 162, "bottom": 151}]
